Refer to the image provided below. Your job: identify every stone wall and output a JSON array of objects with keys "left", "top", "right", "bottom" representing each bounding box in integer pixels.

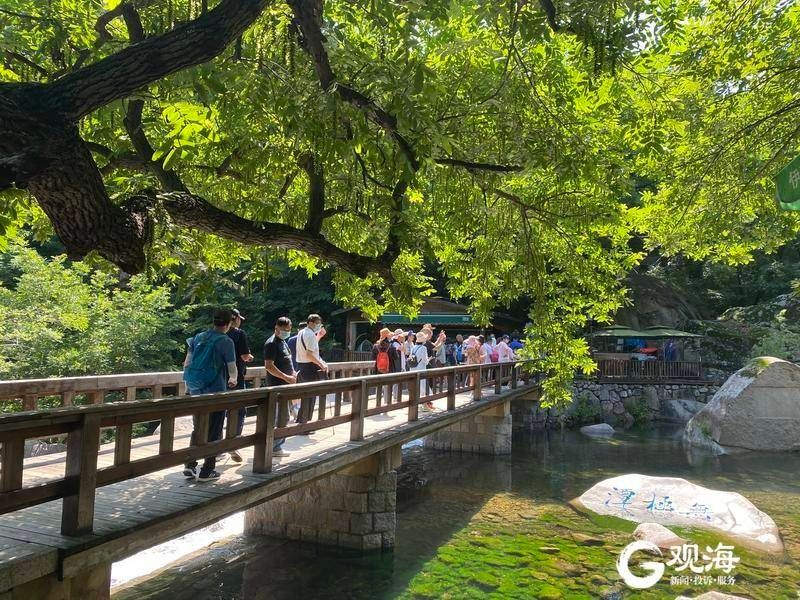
[
  {"left": 245, "top": 448, "right": 400, "bottom": 551},
  {"left": 513, "top": 381, "right": 720, "bottom": 430},
  {"left": 424, "top": 401, "right": 512, "bottom": 454}
]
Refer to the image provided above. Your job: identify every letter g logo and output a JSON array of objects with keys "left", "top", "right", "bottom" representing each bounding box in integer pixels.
[{"left": 616, "top": 540, "right": 665, "bottom": 590}]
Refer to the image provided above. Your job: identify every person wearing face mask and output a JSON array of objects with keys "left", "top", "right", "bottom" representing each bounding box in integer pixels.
[
  {"left": 295, "top": 313, "right": 328, "bottom": 426},
  {"left": 262, "top": 316, "right": 296, "bottom": 457}
]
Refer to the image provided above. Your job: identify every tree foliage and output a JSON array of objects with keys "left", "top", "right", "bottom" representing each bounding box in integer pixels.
[
  {"left": 2, "top": 0, "right": 799, "bottom": 403},
  {"left": 0, "top": 237, "right": 187, "bottom": 378}
]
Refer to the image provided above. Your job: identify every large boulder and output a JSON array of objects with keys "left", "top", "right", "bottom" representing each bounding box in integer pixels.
[
  {"left": 580, "top": 423, "right": 615, "bottom": 437},
  {"left": 633, "top": 522, "right": 685, "bottom": 551},
  {"left": 662, "top": 398, "right": 706, "bottom": 424},
  {"left": 571, "top": 474, "right": 783, "bottom": 553},
  {"left": 685, "top": 357, "right": 800, "bottom": 453}
]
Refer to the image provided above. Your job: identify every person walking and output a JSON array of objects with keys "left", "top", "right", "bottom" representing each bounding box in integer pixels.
[
  {"left": 404, "top": 331, "right": 415, "bottom": 367},
  {"left": 226, "top": 308, "right": 253, "bottom": 463},
  {"left": 263, "top": 317, "right": 296, "bottom": 458},
  {"left": 393, "top": 329, "right": 407, "bottom": 372},
  {"left": 286, "top": 323, "right": 306, "bottom": 420},
  {"left": 371, "top": 327, "right": 396, "bottom": 374},
  {"left": 454, "top": 334, "right": 464, "bottom": 364},
  {"left": 496, "top": 335, "right": 517, "bottom": 362},
  {"left": 408, "top": 331, "right": 430, "bottom": 410},
  {"left": 182, "top": 309, "right": 237, "bottom": 482},
  {"left": 464, "top": 335, "right": 487, "bottom": 388},
  {"left": 295, "top": 314, "right": 328, "bottom": 426},
  {"left": 372, "top": 327, "right": 401, "bottom": 401}
]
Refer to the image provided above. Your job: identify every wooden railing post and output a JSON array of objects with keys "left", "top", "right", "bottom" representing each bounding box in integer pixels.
[
  {"left": 114, "top": 423, "right": 132, "bottom": 465},
  {"left": 447, "top": 370, "right": 456, "bottom": 411},
  {"left": 511, "top": 364, "right": 518, "bottom": 389},
  {"left": 194, "top": 410, "right": 210, "bottom": 445},
  {"left": 253, "top": 391, "right": 276, "bottom": 474},
  {"left": 22, "top": 393, "right": 36, "bottom": 411},
  {"left": 61, "top": 413, "right": 101, "bottom": 535},
  {"left": 225, "top": 409, "right": 238, "bottom": 440},
  {"left": 1, "top": 438, "right": 24, "bottom": 492},
  {"left": 159, "top": 416, "right": 175, "bottom": 454},
  {"left": 494, "top": 365, "right": 503, "bottom": 395},
  {"left": 472, "top": 366, "right": 482, "bottom": 401},
  {"left": 350, "top": 380, "right": 368, "bottom": 441},
  {"left": 62, "top": 391, "right": 74, "bottom": 407},
  {"left": 408, "top": 373, "right": 419, "bottom": 421}
]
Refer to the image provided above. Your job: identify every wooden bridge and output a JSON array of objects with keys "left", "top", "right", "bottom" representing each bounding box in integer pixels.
[{"left": 0, "top": 361, "right": 539, "bottom": 599}]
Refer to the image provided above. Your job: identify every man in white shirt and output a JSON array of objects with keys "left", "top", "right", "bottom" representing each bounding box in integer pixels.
[{"left": 295, "top": 313, "right": 328, "bottom": 425}]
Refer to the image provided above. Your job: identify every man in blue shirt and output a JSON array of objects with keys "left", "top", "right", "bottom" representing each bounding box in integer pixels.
[{"left": 182, "top": 309, "right": 237, "bottom": 482}]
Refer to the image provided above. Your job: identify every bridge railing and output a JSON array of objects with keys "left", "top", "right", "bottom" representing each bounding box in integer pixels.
[
  {"left": 0, "top": 361, "right": 536, "bottom": 536},
  {"left": 0, "top": 361, "right": 374, "bottom": 411},
  {"left": 593, "top": 359, "right": 704, "bottom": 381}
]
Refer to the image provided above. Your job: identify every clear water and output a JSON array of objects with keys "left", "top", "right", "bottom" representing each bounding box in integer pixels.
[{"left": 113, "top": 425, "right": 800, "bottom": 599}]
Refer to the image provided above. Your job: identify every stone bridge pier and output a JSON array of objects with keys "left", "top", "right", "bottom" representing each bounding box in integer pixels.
[
  {"left": 423, "top": 400, "right": 512, "bottom": 455},
  {"left": 245, "top": 446, "right": 402, "bottom": 551},
  {"left": 245, "top": 401, "right": 515, "bottom": 553}
]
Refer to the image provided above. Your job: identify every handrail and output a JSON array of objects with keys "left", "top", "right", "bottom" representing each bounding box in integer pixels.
[
  {"left": 593, "top": 359, "right": 704, "bottom": 381},
  {"left": 0, "top": 361, "right": 374, "bottom": 410},
  {"left": 0, "top": 360, "right": 538, "bottom": 536}
]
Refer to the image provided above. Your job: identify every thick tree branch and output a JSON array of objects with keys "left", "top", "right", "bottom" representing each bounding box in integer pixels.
[
  {"left": 119, "top": 4, "right": 188, "bottom": 193},
  {"left": 287, "top": 0, "right": 419, "bottom": 171},
  {"left": 299, "top": 152, "right": 325, "bottom": 233},
  {"left": 434, "top": 158, "right": 523, "bottom": 172},
  {"left": 156, "top": 190, "right": 394, "bottom": 280},
  {"left": 47, "top": 0, "right": 270, "bottom": 119},
  {"left": 538, "top": 0, "right": 561, "bottom": 33}
]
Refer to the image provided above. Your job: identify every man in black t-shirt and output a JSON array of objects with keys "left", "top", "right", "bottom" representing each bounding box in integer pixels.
[
  {"left": 226, "top": 309, "right": 253, "bottom": 462},
  {"left": 263, "top": 316, "right": 296, "bottom": 457}
]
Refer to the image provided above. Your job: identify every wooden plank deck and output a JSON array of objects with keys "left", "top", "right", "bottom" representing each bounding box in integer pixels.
[{"left": 0, "top": 382, "right": 536, "bottom": 592}]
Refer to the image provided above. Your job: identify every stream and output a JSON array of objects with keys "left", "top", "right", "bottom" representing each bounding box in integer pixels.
[{"left": 112, "top": 425, "right": 800, "bottom": 599}]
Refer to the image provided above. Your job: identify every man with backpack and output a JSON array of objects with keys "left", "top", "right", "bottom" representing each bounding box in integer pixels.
[
  {"left": 372, "top": 328, "right": 401, "bottom": 401},
  {"left": 182, "top": 309, "right": 238, "bottom": 482},
  {"left": 372, "top": 328, "right": 400, "bottom": 374}
]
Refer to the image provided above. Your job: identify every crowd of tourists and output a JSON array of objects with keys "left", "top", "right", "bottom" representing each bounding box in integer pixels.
[
  {"left": 370, "top": 325, "right": 522, "bottom": 374},
  {"left": 180, "top": 309, "right": 523, "bottom": 482},
  {"left": 369, "top": 325, "right": 522, "bottom": 413}
]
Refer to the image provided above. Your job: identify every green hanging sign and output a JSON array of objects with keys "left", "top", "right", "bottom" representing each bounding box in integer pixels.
[{"left": 775, "top": 155, "right": 800, "bottom": 210}]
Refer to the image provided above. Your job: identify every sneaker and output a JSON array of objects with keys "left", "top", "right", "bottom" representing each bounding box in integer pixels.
[
  {"left": 196, "top": 470, "right": 221, "bottom": 482},
  {"left": 182, "top": 466, "right": 197, "bottom": 478},
  {"left": 229, "top": 450, "right": 243, "bottom": 463},
  {"left": 419, "top": 404, "right": 432, "bottom": 413},
  {"left": 272, "top": 449, "right": 289, "bottom": 457}
]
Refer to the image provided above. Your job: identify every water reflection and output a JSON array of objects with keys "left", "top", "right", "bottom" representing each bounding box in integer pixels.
[{"left": 114, "top": 425, "right": 800, "bottom": 599}]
